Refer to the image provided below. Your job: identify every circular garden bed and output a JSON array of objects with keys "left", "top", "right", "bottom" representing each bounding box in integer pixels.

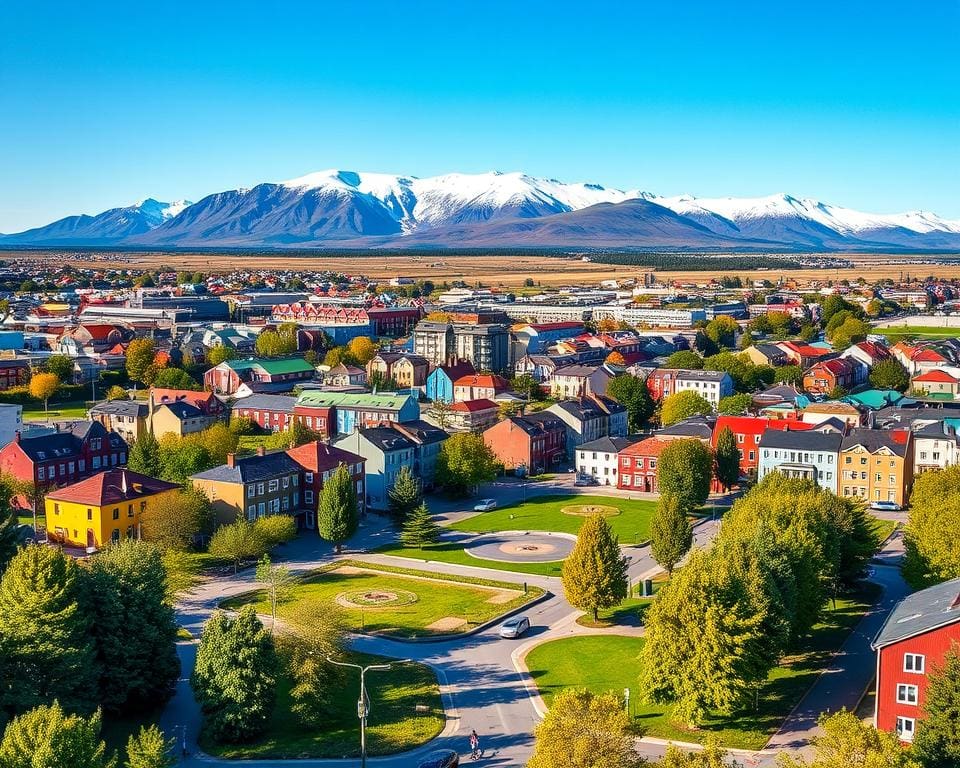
[{"left": 561, "top": 504, "right": 621, "bottom": 518}]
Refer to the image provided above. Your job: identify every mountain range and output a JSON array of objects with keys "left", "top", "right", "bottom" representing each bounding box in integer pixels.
[{"left": 3, "top": 170, "right": 959, "bottom": 251}]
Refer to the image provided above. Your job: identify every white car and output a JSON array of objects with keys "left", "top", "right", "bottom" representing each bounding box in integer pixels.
[
  {"left": 498, "top": 615, "right": 530, "bottom": 638},
  {"left": 474, "top": 498, "right": 497, "bottom": 511},
  {"left": 870, "top": 501, "right": 902, "bottom": 512}
]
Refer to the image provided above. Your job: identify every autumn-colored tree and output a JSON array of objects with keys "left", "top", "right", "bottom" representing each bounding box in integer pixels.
[{"left": 28, "top": 372, "right": 60, "bottom": 418}]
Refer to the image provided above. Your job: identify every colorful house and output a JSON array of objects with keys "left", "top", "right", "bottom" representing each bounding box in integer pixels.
[
  {"left": 425, "top": 360, "right": 476, "bottom": 404},
  {"left": 453, "top": 374, "right": 511, "bottom": 402},
  {"left": 871, "top": 577, "right": 960, "bottom": 743},
  {"left": 204, "top": 357, "right": 316, "bottom": 395},
  {"left": 482, "top": 413, "right": 566, "bottom": 474},
  {"left": 802, "top": 358, "right": 859, "bottom": 395},
  {"left": 295, "top": 390, "right": 420, "bottom": 435},
  {"left": 616, "top": 436, "right": 670, "bottom": 492},
  {"left": 286, "top": 441, "right": 366, "bottom": 527},
  {"left": 44, "top": 468, "right": 179, "bottom": 549},
  {"left": 838, "top": 428, "right": 913, "bottom": 507}
]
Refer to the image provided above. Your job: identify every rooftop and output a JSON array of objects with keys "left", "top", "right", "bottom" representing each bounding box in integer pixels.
[
  {"left": 46, "top": 468, "right": 179, "bottom": 505},
  {"left": 873, "top": 577, "right": 960, "bottom": 649}
]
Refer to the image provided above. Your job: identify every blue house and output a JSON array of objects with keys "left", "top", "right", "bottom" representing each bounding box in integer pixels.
[
  {"left": 425, "top": 361, "right": 476, "bottom": 403},
  {"left": 296, "top": 390, "right": 420, "bottom": 435}
]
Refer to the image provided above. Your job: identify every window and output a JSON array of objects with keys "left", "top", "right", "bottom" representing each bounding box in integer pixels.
[
  {"left": 113, "top": 508, "right": 119, "bottom": 520},
  {"left": 38, "top": 467, "right": 45, "bottom": 480},
  {"left": 247, "top": 485, "right": 255, "bottom": 499},
  {"left": 283, "top": 476, "right": 289, "bottom": 489},
  {"left": 257, "top": 502, "right": 265, "bottom": 516},
  {"left": 896, "top": 684, "right": 918, "bottom": 705},
  {"left": 904, "top": 654, "right": 925, "bottom": 673},
  {"left": 268, "top": 479, "right": 279, "bottom": 492},
  {"left": 257, "top": 483, "right": 265, "bottom": 495},
  {"left": 247, "top": 505, "right": 256, "bottom": 520},
  {"left": 87, "top": 508, "right": 93, "bottom": 521},
  {"left": 305, "top": 490, "right": 314, "bottom": 504},
  {"left": 305, "top": 471, "right": 314, "bottom": 483},
  {"left": 896, "top": 716, "right": 915, "bottom": 742},
  {"left": 78, "top": 459, "right": 85, "bottom": 472}
]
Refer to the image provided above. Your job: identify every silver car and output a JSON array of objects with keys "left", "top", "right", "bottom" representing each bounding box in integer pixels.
[{"left": 499, "top": 615, "right": 531, "bottom": 638}]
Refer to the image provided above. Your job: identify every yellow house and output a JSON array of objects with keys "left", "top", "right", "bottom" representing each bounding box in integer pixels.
[
  {"left": 838, "top": 428, "right": 914, "bottom": 507},
  {"left": 45, "top": 468, "right": 180, "bottom": 550}
]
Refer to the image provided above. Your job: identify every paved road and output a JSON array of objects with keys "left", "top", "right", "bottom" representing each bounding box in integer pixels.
[{"left": 161, "top": 480, "right": 899, "bottom": 767}]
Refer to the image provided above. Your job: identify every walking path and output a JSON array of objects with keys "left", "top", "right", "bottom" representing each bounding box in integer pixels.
[{"left": 162, "top": 482, "right": 903, "bottom": 767}]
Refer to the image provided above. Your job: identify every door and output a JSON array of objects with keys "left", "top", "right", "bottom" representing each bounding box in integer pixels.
[
  {"left": 305, "top": 509, "right": 316, "bottom": 530},
  {"left": 86, "top": 528, "right": 96, "bottom": 549}
]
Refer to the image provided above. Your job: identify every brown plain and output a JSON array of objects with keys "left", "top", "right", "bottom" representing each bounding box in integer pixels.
[{"left": 12, "top": 250, "right": 960, "bottom": 288}]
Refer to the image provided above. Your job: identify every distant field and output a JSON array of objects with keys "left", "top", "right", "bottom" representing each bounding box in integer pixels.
[{"left": 875, "top": 325, "right": 960, "bottom": 339}]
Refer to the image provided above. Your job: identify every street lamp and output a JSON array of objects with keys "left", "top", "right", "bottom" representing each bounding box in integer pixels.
[{"left": 327, "top": 656, "right": 407, "bottom": 767}]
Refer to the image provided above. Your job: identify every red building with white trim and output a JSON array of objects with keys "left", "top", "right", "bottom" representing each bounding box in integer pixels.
[
  {"left": 872, "top": 577, "right": 960, "bottom": 743},
  {"left": 617, "top": 436, "right": 670, "bottom": 492}
]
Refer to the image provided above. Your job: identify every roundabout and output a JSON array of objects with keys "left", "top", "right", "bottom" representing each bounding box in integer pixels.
[{"left": 464, "top": 532, "right": 575, "bottom": 563}]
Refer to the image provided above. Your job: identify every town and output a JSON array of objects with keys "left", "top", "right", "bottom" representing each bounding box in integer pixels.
[{"left": 0, "top": 255, "right": 957, "bottom": 768}]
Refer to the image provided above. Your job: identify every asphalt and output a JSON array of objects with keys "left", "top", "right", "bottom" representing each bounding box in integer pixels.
[{"left": 160, "top": 477, "right": 905, "bottom": 767}]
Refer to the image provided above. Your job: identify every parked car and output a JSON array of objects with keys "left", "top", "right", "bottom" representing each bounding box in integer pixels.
[
  {"left": 574, "top": 474, "right": 596, "bottom": 487},
  {"left": 499, "top": 615, "right": 531, "bottom": 638},
  {"left": 474, "top": 498, "right": 497, "bottom": 511},
  {"left": 870, "top": 501, "right": 902, "bottom": 512},
  {"left": 417, "top": 749, "right": 459, "bottom": 768}
]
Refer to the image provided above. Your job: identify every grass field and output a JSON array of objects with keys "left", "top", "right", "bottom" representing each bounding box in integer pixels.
[
  {"left": 222, "top": 562, "right": 541, "bottom": 638},
  {"left": 373, "top": 540, "right": 563, "bottom": 577},
  {"left": 449, "top": 494, "right": 658, "bottom": 544},
  {"left": 525, "top": 583, "right": 880, "bottom": 750},
  {"left": 869, "top": 516, "right": 897, "bottom": 543},
  {"left": 202, "top": 650, "right": 443, "bottom": 759},
  {"left": 21, "top": 400, "right": 91, "bottom": 421},
  {"left": 875, "top": 325, "right": 960, "bottom": 339}
]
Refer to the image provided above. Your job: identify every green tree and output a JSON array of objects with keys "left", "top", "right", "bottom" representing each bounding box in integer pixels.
[
  {"left": 399, "top": 502, "right": 442, "bottom": 549},
  {"left": 387, "top": 465, "right": 421, "bottom": 522},
  {"left": 150, "top": 368, "right": 200, "bottom": 390},
  {"left": 191, "top": 607, "right": 278, "bottom": 744},
  {"left": 317, "top": 464, "right": 359, "bottom": 553},
  {"left": 0, "top": 702, "right": 114, "bottom": 768},
  {"left": 435, "top": 432, "right": 498, "bottom": 496},
  {"left": 606, "top": 374, "right": 655, "bottom": 430},
  {"left": 0, "top": 545, "right": 97, "bottom": 715},
  {"left": 0, "top": 503, "right": 22, "bottom": 574},
  {"left": 125, "top": 338, "right": 157, "bottom": 386},
  {"left": 657, "top": 439, "right": 713, "bottom": 512},
  {"left": 208, "top": 519, "right": 267, "bottom": 574},
  {"left": 512, "top": 373, "right": 543, "bottom": 400},
  {"left": 828, "top": 317, "right": 871, "bottom": 350},
  {"left": 87, "top": 541, "right": 180, "bottom": 714},
  {"left": 105, "top": 385, "right": 129, "bottom": 401},
  {"left": 140, "top": 487, "right": 213, "bottom": 550},
  {"left": 664, "top": 350, "right": 704, "bottom": 369},
  {"left": 126, "top": 431, "right": 162, "bottom": 478},
  {"left": 255, "top": 330, "right": 296, "bottom": 358},
  {"left": 798, "top": 323, "right": 818, "bottom": 342},
  {"left": 527, "top": 688, "right": 643, "bottom": 768},
  {"left": 657, "top": 738, "right": 741, "bottom": 767},
  {"left": 713, "top": 426, "right": 741, "bottom": 491},
  {"left": 124, "top": 725, "right": 174, "bottom": 768},
  {"left": 254, "top": 555, "right": 295, "bottom": 631},
  {"left": 717, "top": 393, "right": 753, "bottom": 415},
  {"left": 253, "top": 514, "right": 297, "bottom": 548},
  {"left": 346, "top": 336, "right": 377, "bottom": 365},
  {"left": 427, "top": 399, "right": 454, "bottom": 429},
  {"left": 737, "top": 331, "right": 755, "bottom": 351},
  {"left": 206, "top": 346, "right": 237, "bottom": 366},
  {"left": 28, "top": 372, "right": 59, "bottom": 417},
  {"left": 820, "top": 294, "right": 860, "bottom": 326},
  {"left": 705, "top": 315, "right": 739, "bottom": 349},
  {"left": 44, "top": 355, "right": 74, "bottom": 383},
  {"left": 281, "top": 600, "right": 346, "bottom": 727},
  {"left": 778, "top": 709, "right": 918, "bottom": 768},
  {"left": 767, "top": 311, "right": 795, "bottom": 339},
  {"left": 774, "top": 365, "right": 803, "bottom": 385},
  {"left": 913, "top": 643, "right": 960, "bottom": 768},
  {"left": 650, "top": 493, "right": 693, "bottom": 576},
  {"left": 660, "top": 390, "right": 712, "bottom": 427},
  {"left": 561, "top": 515, "right": 629, "bottom": 623},
  {"left": 869, "top": 358, "right": 910, "bottom": 392}
]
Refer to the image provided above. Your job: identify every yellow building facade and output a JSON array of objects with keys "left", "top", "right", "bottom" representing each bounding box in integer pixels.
[{"left": 45, "top": 468, "right": 180, "bottom": 550}]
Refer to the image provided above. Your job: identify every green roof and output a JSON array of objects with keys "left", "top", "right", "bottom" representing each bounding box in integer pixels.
[
  {"left": 296, "top": 390, "right": 415, "bottom": 411},
  {"left": 227, "top": 358, "right": 315, "bottom": 375},
  {"left": 843, "top": 389, "right": 903, "bottom": 410}
]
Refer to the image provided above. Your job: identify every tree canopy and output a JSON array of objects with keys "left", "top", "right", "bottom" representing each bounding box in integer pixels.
[
  {"left": 606, "top": 374, "right": 654, "bottom": 431},
  {"left": 660, "top": 390, "right": 712, "bottom": 427},
  {"left": 657, "top": 439, "right": 713, "bottom": 512},
  {"left": 904, "top": 465, "right": 960, "bottom": 587},
  {"left": 435, "top": 433, "right": 498, "bottom": 496},
  {"left": 561, "top": 515, "right": 629, "bottom": 622},
  {"left": 317, "top": 464, "right": 359, "bottom": 552}
]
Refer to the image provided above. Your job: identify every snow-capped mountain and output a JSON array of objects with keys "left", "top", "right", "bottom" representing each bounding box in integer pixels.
[
  {"left": 0, "top": 198, "right": 192, "bottom": 245},
  {"left": 2, "top": 170, "right": 958, "bottom": 251}
]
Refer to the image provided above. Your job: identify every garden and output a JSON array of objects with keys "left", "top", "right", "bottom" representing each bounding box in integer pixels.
[{"left": 223, "top": 560, "right": 543, "bottom": 639}]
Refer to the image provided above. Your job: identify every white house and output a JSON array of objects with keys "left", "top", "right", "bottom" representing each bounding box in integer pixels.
[
  {"left": 575, "top": 436, "right": 640, "bottom": 486},
  {"left": 757, "top": 428, "right": 842, "bottom": 493},
  {"left": 913, "top": 422, "right": 960, "bottom": 474},
  {"left": 0, "top": 404, "right": 22, "bottom": 447}
]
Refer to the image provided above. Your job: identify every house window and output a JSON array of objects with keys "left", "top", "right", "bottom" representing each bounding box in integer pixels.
[
  {"left": 257, "top": 483, "right": 265, "bottom": 495},
  {"left": 904, "top": 654, "right": 925, "bottom": 674},
  {"left": 268, "top": 479, "right": 279, "bottom": 492},
  {"left": 896, "top": 716, "right": 915, "bottom": 742},
  {"left": 247, "top": 505, "right": 256, "bottom": 520},
  {"left": 87, "top": 508, "right": 93, "bottom": 521},
  {"left": 257, "top": 502, "right": 265, "bottom": 516},
  {"left": 305, "top": 490, "right": 314, "bottom": 504},
  {"left": 247, "top": 485, "right": 255, "bottom": 499},
  {"left": 113, "top": 508, "right": 119, "bottom": 520},
  {"left": 896, "top": 684, "right": 918, "bottom": 705},
  {"left": 79, "top": 459, "right": 85, "bottom": 472},
  {"left": 38, "top": 467, "right": 45, "bottom": 480}
]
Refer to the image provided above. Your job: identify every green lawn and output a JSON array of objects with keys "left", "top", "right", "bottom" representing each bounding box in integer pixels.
[
  {"left": 869, "top": 516, "right": 897, "bottom": 543},
  {"left": 373, "top": 540, "right": 563, "bottom": 577},
  {"left": 22, "top": 400, "right": 91, "bottom": 421},
  {"left": 222, "top": 561, "right": 542, "bottom": 639},
  {"left": 525, "top": 583, "right": 880, "bottom": 750},
  {"left": 449, "top": 494, "right": 658, "bottom": 544},
  {"left": 202, "top": 650, "right": 443, "bottom": 759},
  {"left": 876, "top": 326, "right": 960, "bottom": 340}
]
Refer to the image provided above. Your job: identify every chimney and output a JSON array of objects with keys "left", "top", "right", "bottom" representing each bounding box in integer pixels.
[
  {"left": 256, "top": 446, "right": 266, "bottom": 457},
  {"left": 14, "top": 431, "right": 20, "bottom": 444},
  {"left": 226, "top": 452, "right": 236, "bottom": 468}
]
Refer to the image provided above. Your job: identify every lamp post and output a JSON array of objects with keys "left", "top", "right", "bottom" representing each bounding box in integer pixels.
[{"left": 327, "top": 657, "right": 405, "bottom": 767}]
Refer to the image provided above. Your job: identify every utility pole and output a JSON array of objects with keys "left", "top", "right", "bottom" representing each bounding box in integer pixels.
[{"left": 327, "top": 657, "right": 405, "bottom": 768}]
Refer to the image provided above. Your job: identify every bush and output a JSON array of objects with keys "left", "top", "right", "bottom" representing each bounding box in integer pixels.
[{"left": 253, "top": 515, "right": 298, "bottom": 548}]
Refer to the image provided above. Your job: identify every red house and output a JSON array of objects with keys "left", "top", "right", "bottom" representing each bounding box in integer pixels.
[
  {"left": 0, "top": 421, "right": 128, "bottom": 491},
  {"left": 0, "top": 359, "right": 30, "bottom": 391},
  {"left": 802, "top": 358, "right": 858, "bottom": 395},
  {"left": 711, "top": 415, "right": 814, "bottom": 489},
  {"left": 872, "top": 577, "right": 960, "bottom": 743},
  {"left": 482, "top": 413, "right": 565, "bottom": 474},
  {"left": 286, "top": 441, "right": 366, "bottom": 527},
  {"left": 617, "top": 437, "right": 670, "bottom": 492}
]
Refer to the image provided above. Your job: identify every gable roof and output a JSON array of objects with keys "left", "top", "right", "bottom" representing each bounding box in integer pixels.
[
  {"left": 577, "top": 435, "right": 641, "bottom": 454},
  {"left": 285, "top": 440, "right": 365, "bottom": 473},
  {"left": 296, "top": 390, "right": 416, "bottom": 412},
  {"left": 873, "top": 577, "right": 960, "bottom": 649},
  {"left": 913, "top": 369, "right": 960, "bottom": 384},
  {"left": 46, "top": 468, "right": 178, "bottom": 505},
  {"left": 453, "top": 374, "right": 510, "bottom": 389},
  {"left": 840, "top": 427, "right": 911, "bottom": 457},
  {"left": 450, "top": 398, "right": 499, "bottom": 413},
  {"left": 150, "top": 388, "right": 217, "bottom": 410},
  {"left": 619, "top": 436, "right": 670, "bottom": 457},
  {"left": 191, "top": 451, "right": 302, "bottom": 484},
  {"left": 759, "top": 429, "right": 843, "bottom": 452}
]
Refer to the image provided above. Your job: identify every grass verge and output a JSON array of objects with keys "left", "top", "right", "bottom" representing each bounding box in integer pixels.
[
  {"left": 449, "top": 494, "right": 657, "bottom": 543},
  {"left": 868, "top": 516, "right": 897, "bottom": 543},
  {"left": 525, "top": 582, "right": 881, "bottom": 750},
  {"left": 373, "top": 540, "right": 563, "bottom": 578},
  {"left": 201, "top": 650, "right": 443, "bottom": 759},
  {"left": 222, "top": 559, "right": 543, "bottom": 639}
]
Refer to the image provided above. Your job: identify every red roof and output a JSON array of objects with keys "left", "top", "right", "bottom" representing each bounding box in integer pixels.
[
  {"left": 450, "top": 398, "right": 499, "bottom": 413},
  {"left": 854, "top": 340, "right": 891, "bottom": 360},
  {"left": 525, "top": 322, "right": 584, "bottom": 332},
  {"left": 45, "top": 469, "right": 179, "bottom": 505},
  {"left": 453, "top": 374, "right": 510, "bottom": 390},
  {"left": 810, "top": 358, "right": 854, "bottom": 376},
  {"left": 913, "top": 348, "right": 948, "bottom": 363},
  {"left": 619, "top": 436, "right": 670, "bottom": 458},
  {"left": 712, "top": 415, "right": 769, "bottom": 445},
  {"left": 913, "top": 369, "right": 960, "bottom": 383},
  {"left": 150, "top": 388, "right": 216, "bottom": 410},
  {"left": 286, "top": 440, "right": 365, "bottom": 473}
]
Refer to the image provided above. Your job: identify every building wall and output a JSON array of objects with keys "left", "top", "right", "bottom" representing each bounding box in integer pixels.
[
  {"left": 190, "top": 478, "right": 246, "bottom": 526},
  {"left": 876, "top": 625, "right": 960, "bottom": 740},
  {"left": 151, "top": 408, "right": 213, "bottom": 439},
  {"left": 575, "top": 448, "right": 619, "bottom": 485},
  {"left": 758, "top": 447, "right": 839, "bottom": 492},
  {"left": 483, "top": 419, "right": 532, "bottom": 471},
  {"left": 839, "top": 447, "right": 912, "bottom": 506},
  {"left": 45, "top": 487, "right": 179, "bottom": 549},
  {"left": 617, "top": 454, "right": 658, "bottom": 492},
  {"left": 0, "top": 405, "right": 23, "bottom": 446},
  {"left": 914, "top": 436, "right": 958, "bottom": 473}
]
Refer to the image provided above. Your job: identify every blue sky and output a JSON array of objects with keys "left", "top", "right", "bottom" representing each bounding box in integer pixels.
[{"left": 1, "top": 1, "right": 957, "bottom": 231}]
